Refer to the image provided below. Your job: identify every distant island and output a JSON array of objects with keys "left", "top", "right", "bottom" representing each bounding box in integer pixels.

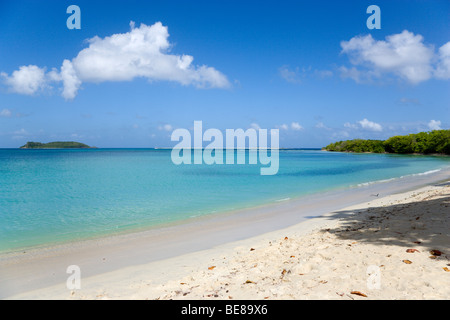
[
  {"left": 324, "top": 130, "right": 450, "bottom": 155},
  {"left": 20, "top": 141, "right": 95, "bottom": 149}
]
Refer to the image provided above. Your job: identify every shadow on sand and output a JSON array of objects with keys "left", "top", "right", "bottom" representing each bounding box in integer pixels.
[{"left": 315, "top": 186, "right": 450, "bottom": 253}]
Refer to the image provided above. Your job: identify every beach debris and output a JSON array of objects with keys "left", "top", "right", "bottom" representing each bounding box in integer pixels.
[
  {"left": 430, "top": 250, "right": 443, "bottom": 256},
  {"left": 402, "top": 260, "right": 413, "bottom": 264},
  {"left": 284, "top": 237, "right": 289, "bottom": 240},
  {"left": 350, "top": 291, "right": 367, "bottom": 297},
  {"left": 413, "top": 241, "right": 422, "bottom": 244},
  {"left": 406, "top": 249, "right": 420, "bottom": 253},
  {"left": 245, "top": 280, "right": 256, "bottom": 284},
  {"left": 336, "top": 292, "right": 345, "bottom": 297},
  {"left": 250, "top": 248, "right": 255, "bottom": 251},
  {"left": 208, "top": 266, "right": 216, "bottom": 270},
  {"left": 443, "top": 267, "right": 450, "bottom": 272}
]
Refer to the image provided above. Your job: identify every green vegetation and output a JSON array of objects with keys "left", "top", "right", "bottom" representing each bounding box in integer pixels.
[
  {"left": 324, "top": 130, "right": 450, "bottom": 155},
  {"left": 20, "top": 141, "right": 94, "bottom": 149}
]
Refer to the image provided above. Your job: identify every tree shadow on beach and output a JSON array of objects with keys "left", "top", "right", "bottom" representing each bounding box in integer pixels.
[{"left": 317, "top": 187, "right": 450, "bottom": 253}]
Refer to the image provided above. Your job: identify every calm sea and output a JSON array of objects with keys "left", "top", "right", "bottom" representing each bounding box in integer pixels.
[{"left": 0, "top": 148, "right": 449, "bottom": 252}]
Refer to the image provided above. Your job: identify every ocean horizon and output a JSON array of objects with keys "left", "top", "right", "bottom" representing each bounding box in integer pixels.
[{"left": 1, "top": 148, "right": 449, "bottom": 253}]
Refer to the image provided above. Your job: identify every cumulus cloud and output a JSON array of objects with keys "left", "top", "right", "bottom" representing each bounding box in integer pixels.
[
  {"left": 72, "top": 22, "right": 229, "bottom": 89},
  {"left": 435, "top": 42, "right": 450, "bottom": 79},
  {"left": 1, "top": 22, "right": 230, "bottom": 100},
  {"left": 1, "top": 65, "right": 47, "bottom": 95},
  {"left": 428, "top": 120, "right": 442, "bottom": 130},
  {"left": 344, "top": 119, "right": 382, "bottom": 132},
  {"left": 60, "top": 60, "right": 82, "bottom": 100},
  {"left": 340, "top": 30, "right": 450, "bottom": 84},
  {"left": 358, "top": 118, "right": 383, "bottom": 132},
  {"left": 291, "top": 122, "right": 303, "bottom": 130}
]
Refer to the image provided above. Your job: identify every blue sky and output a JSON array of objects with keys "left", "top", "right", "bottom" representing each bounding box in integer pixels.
[{"left": 0, "top": 0, "right": 449, "bottom": 148}]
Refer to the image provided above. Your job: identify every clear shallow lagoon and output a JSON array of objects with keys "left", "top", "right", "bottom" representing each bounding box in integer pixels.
[{"left": 0, "top": 148, "right": 449, "bottom": 252}]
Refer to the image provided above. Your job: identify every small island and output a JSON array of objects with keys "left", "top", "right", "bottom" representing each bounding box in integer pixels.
[
  {"left": 324, "top": 130, "right": 450, "bottom": 155},
  {"left": 20, "top": 141, "right": 95, "bottom": 149}
]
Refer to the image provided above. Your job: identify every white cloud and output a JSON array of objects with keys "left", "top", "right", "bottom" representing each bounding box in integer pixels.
[
  {"left": 358, "top": 118, "right": 383, "bottom": 132},
  {"left": 1, "top": 21, "right": 230, "bottom": 99},
  {"left": 338, "top": 66, "right": 380, "bottom": 83},
  {"left": 291, "top": 122, "right": 303, "bottom": 130},
  {"left": 0, "top": 108, "right": 12, "bottom": 117},
  {"left": 1, "top": 65, "right": 47, "bottom": 95},
  {"left": 358, "top": 118, "right": 383, "bottom": 131},
  {"left": 278, "top": 66, "right": 301, "bottom": 84},
  {"left": 60, "top": 60, "right": 82, "bottom": 100},
  {"left": 48, "top": 59, "right": 82, "bottom": 100},
  {"left": 315, "top": 122, "right": 328, "bottom": 129},
  {"left": 276, "top": 122, "right": 303, "bottom": 131},
  {"left": 250, "top": 123, "right": 261, "bottom": 130},
  {"left": 428, "top": 120, "right": 442, "bottom": 130},
  {"left": 435, "top": 42, "right": 450, "bottom": 79},
  {"left": 344, "top": 119, "right": 383, "bottom": 132},
  {"left": 72, "top": 22, "right": 229, "bottom": 90},
  {"left": 344, "top": 122, "right": 358, "bottom": 129},
  {"left": 340, "top": 30, "right": 441, "bottom": 84}
]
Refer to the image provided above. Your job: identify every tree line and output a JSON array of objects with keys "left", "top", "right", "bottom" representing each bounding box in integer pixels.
[{"left": 324, "top": 130, "right": 450, "bottom": 155}]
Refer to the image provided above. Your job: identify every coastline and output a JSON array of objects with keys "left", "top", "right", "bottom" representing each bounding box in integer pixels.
[{"left": 1, "top": 168, "right": 449, "bottom": 299}]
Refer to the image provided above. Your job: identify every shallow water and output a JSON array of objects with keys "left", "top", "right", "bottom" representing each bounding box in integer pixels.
[{"left": 0, "top": 148, "right": 449, "bottom": 252}]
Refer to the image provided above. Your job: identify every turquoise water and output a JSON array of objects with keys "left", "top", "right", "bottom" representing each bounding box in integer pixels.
[{"left": 0, "top": 148, "right": 449, "bottom": 252}]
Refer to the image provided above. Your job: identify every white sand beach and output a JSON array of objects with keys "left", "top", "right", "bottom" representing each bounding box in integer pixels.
[{"left": 3, "top": 177, "right": 449, "bottom": 300}]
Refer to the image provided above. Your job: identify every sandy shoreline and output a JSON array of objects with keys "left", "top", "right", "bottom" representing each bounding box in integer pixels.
[{"left": 2, "top": 170, "right": 449, "bottom": 300}]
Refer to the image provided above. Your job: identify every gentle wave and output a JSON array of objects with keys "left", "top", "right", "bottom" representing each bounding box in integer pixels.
[
  {"left": 355, "top": 168, "right": 443, "bottom": 187},
  {"left": 275, "top": 197, "right": 291, "bottom": 202}
]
